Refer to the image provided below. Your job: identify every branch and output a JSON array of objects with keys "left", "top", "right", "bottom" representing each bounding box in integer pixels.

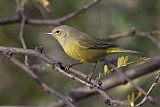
[
  {"left": 0, "top": 15, "right": 20, "bottom": 25},
  {"left": 48, "top": 56, "right": 160, "bottom": 107},
  {"left": 108, "top": 63, "right": 156, "bottom": 104},
  {"left": 3, "top": 56, "right": 75, "bottom": 107},
  {"left": 105, "top": 28, "right": 160, "bottom": 49},
  {"left": 0, "top": 0, "right": 102, "bottom": 26},
  {"left": 56, "top": 0, "right": 102, "bottom": 23},
  {"left": 136, "top": 72, "right": 160, "bottom": 106},
  {"left": 19, "top": 16, "right": 29, "bottom": 65},
  {"left": 0, "top": 46, "right": 124, "bottom": 106},
  {"left": 16, "top": 0, "right": 29, "bottom": 65}
]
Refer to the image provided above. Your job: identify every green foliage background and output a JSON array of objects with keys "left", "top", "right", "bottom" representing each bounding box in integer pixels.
[{"left": 0, "top": 0, "right": 160, "bottom": 107}]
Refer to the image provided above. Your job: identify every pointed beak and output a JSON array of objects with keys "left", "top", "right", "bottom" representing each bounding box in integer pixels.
[{"left": 46, "top": 32, "right": 53, "bottom": 36}]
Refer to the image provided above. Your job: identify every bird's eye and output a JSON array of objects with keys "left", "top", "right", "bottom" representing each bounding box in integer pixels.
[{"left": 55, "top": 30, "right": 60, "bottom": 34}]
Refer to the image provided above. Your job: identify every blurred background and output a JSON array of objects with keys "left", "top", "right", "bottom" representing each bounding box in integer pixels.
[{"left": 0, "top": 0, "right": 160, "bottom": 107}]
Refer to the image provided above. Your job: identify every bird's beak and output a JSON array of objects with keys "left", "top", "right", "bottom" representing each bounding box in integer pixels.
[{"left": 46, "top": 32, "right": 53, "bottom": 36}]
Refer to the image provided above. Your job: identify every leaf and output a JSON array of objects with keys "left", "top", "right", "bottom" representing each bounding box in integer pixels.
[
  {"left": 97, "top": 72, "right": 102, "bottom": 79},
  {"left": 124, "top": 56, "right": 128, "bottom": 64},
  {"left": 37, "top": 0, "right": 50, "bottom": 7},
  {"left": 117, "top": 56, "right": 128, "bottom": 67},
  {"left": 127, "top": 91, "right": 143, "bottom": 107},
  {"left": 127, "top": 94, "right": 131, "bottom": 102},
  {"left": 127, "top": 94, "right": 131, "bottom": 106},
  {"left": 104, "top": 64, "right": 109, "bottom": 74},
  {"left": 131, "top": 92, "right": 135, "bottom": 102},
  {"left": 127, "top": 93, "right": 135, "bottom": 107},
  {"left": 130, "top": 101, "right": 134, "bottom": 107},
  {"left": 117, "top": 56, "right": 121, "bottom": 68},
  {"left": 134, "top": 90, "right": 143, "bottom": 102}
]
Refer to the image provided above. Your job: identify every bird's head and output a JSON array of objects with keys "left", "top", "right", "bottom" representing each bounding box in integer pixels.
[{"left": 46, "top": 25, "right": 83, "bottom": 46}]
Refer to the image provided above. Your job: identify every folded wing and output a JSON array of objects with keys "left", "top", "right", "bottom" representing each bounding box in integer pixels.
[{"left": 76, "top": 35, "right": 117, "bottom": 49}]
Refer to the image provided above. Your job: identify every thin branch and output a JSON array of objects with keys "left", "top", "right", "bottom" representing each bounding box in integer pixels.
[
  {"left": 55, "top": 66, "right": 124, "bottom": 106},
  {"left": 0, "top": 46, "right": 124, "bottom": 106},
  {"left": 136, "top": 72, "right": 160, "bottom": 106},
  {"left": 33, "top": 0, "right": 51, "bottom": 18},
  {"left": 4, "top": 56, "right": 75, "bottom": 107},
  {"left": 0, "top": 15, "right": 20, "bottom": 25},
  {"left": 47, "top": 56, "right": 160, "bottom": 107},
  {"left": 0, "top": 46, "right": 160, "bottom": 106},
  {"left": 147, "top": 34, "right": 160, "bottom": 49},
  {"left": 56, "top": 0, "right": 102, "bottom": 23},
  {"left": 105, "top": 28, "right": 160, "bottom": 49},
  {"left": 16, "top": 0, "right": 29, "bottom": 65},
  {"left": 0, "top": 0, "right": 102, "bottom": 26},
  {"left": 19, "top": 17, "right": 28, "bottom": 65},
  {"left": 0, "top": 46, "right": 58, "bottom": 64},
  {"left": 109, "top": 63, "right": 156, "bottom": 104}
]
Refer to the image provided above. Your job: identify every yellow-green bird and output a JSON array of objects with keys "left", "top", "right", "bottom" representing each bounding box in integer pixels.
[{"left": 47, "top": 25, "right": 138, "bottom": 73}]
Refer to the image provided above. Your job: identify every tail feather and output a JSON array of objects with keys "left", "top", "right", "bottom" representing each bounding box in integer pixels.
[{"left": 106, "top": 47, "right": 140, "bottom": 54}]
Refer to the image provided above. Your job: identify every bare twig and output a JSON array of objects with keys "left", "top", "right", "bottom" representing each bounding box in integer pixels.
[
  {"left": 19, "top": 17, "right": 28, "bottom": 65},
  {"left": 3, "top": 56, "right": 75, "bottom": 107},
  {"left": 16, "top": 0, "right": 29, "bottom": 65},
  {"left": 56, "top": 0, "right": 102, "bottom": 23},
  {"left": 47, "top": 56, "right": 160, "bottom": 107},
  {"left": 109, "top": 63, "right": 156, "bottom": 104},
  {"left": 0, "top": 46, "right": 125, "bottom": 106},
  {"left": 136, "top": 72, "right": 160, "bottom": 106},
  {"left": 105, "top": 28, "right": 160, "bottom": 49},
  {"left": 16, "top": 0, "right": 28, "bottom": 12},
  {"left": 33, "top": 0, "right": 50, "bottom": 18},
  {"left": 147, "top": 34, "right": 160, "bottom": 49},
  {"left": 0, "top": 0, "right": 102, "bottom": 26},
  {"left": 55, "top": 66, "right": 124, "bottom": 106},
  {"left": 0, "top": 47, "right": 160, "bottom": 107},
  {"left": 0, "top": 15, "right": 20, "bottom": 25}
]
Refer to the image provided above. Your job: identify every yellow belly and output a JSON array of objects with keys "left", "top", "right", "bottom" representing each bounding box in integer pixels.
[{"left": 63, "top": 42, "right": 106, "bottom": 63}]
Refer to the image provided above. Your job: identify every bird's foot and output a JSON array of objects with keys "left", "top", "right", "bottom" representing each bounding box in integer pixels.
[
  {"left": 64, "top": 64, "right": 72, "bottom": 73},
  {"left": 94, "top": 79, "right": 103, "bottom": 87},
  {"left": 86, "top": 75, "right": 103, "bottom": 88},
  {"left": 86, "top": 74, "right": 93, "bottom": 83},
  {"left": 64, "top": 62, "right": 82, "bottom": 72}
]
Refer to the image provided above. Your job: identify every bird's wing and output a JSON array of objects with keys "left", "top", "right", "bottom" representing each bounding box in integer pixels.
[{"left": 76, "top": 35, "right": 117, "bottom": 49}]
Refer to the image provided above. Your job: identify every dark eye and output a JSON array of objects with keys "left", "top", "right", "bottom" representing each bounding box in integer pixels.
[{"left": 55, "top": 30, "right": 60, "bottom": 34}]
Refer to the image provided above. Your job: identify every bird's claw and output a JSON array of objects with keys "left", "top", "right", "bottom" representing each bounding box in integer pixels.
[
  {"left": 86, "top": 75, "right": 93, "bottom": 83},
  {"left": 95, "top": 79, "right": 103, "bottom": 86},
  {"left": 64, "top": 64, "right": 72, "bottom": 72}
]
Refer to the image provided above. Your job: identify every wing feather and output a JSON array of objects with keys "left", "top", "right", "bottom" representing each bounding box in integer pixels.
[{"left": 76, "top": 35, "right": 117, "bottom": 49}]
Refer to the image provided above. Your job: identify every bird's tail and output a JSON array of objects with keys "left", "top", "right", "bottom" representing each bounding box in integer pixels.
[{"left": 106, "top": 47, "right": 140, "bottom": 54}]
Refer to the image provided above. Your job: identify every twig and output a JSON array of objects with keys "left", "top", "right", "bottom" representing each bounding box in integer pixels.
[
  {"left": 136, "top": 72, "right": 160, "bottom": 106},
  {"left": 55, "top": 67, "right": 124, "bottom": 106},
  {"left": 0, "top": 46, "right": 160, "bottom": 106},
  {"left": 16, "top": 0, "right": 29, "bottom": 65},
  {"left": 0, "top": 46, "right": 124, "bottom": 106},
  {"left": 0, "top": 0, "right": 102, "bottom": 26},
  {"left": 105, "top": 28, "right": 160, "bottom": 49},
  {"left": 56, "top": 0, "right": 102, "bottom": 23},
  {"left": 19, "top": 17, "right": 28, "bottom": 65},
  {"left": 147, "top": 34, "right": 160, "bottom": 49},
  {"left": 4, "top": 56, "right": 75, "bottom": 107},
  {"left": 0, "top": 15, "right": 20, "bottom": 25},
  {"left": 109, "top": 63, "right": 156, "bottom": 104},
  {"left": 47, "top": 56, "right": 160, "bottom": 107}
]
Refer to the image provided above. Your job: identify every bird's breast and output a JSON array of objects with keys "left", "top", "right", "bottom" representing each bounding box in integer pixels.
[{"left": 63, "top": 41, "right": 106, "bottom": 63}]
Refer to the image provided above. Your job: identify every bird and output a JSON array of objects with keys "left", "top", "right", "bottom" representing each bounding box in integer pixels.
[{"left": 46, "top": 25, "right": 139, "bottom": 78}]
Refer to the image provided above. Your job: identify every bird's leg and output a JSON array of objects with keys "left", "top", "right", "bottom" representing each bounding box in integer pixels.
[
  {"left": 91, "top": 62, "right": 97, "bottom": 77},
  {"left": 86, "top": 62, "right": 97, "bottom": 83},
  {"left": 86, "top": 63, "right": 103, "bottom": 86},
  {"left": 65, "top": 62, "right": 83, "bottom": 72}
]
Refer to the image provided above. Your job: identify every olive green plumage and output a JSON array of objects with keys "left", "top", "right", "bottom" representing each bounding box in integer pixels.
[{"left": 47, "top": 25, "right": 138, "bottom": 63}]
